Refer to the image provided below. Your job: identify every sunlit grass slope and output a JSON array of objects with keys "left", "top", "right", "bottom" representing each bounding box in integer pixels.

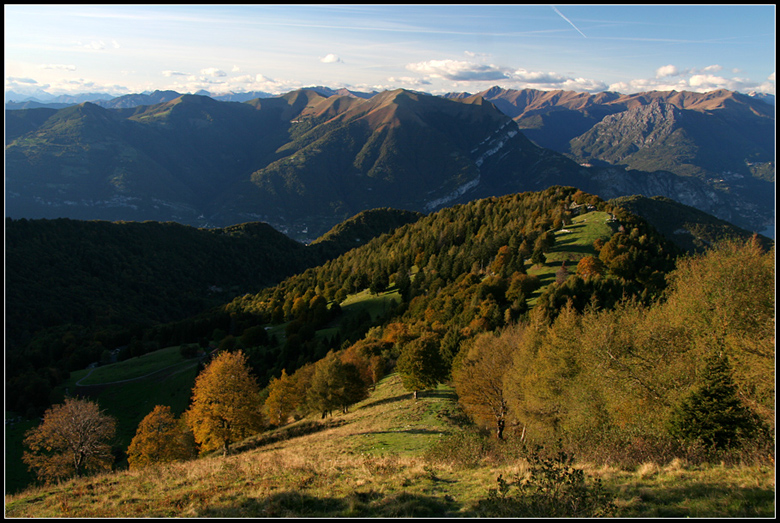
[{"left": 5, "top": 372, "right": 774, "bottom": 518}]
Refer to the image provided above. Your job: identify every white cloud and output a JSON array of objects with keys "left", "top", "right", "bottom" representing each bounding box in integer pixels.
[
  {"left": 111, "top": 40, "right": 121, "bottom": 49},
  {"left": 232, "top": 65, "right": 241, "bottom": 72},
  {"left": 41, "top": 64, "right": 77, "bottom": 71},
  {"left": 407, "top": 60, "right": 510, "bottom": 81},
  {"left": 6, "top": 76, "right": 39, "bottom": 85},
  {"left": 655, "top": 64, "right": 680, "bottom": 78},
  {"left": 405, "top": 59, "right": 608, "bottom": 92},
  {"left": 232, "top": 74, "right": 255, "bottom": 84},
  {"left": 464, "top": 51, "right": 491, "bottom": 60},
  {"left": 200, "top": 67, "right": 227, "bottom": 77},
  {"left": 320, "top": 53, "right": 342, "bottom": 63},
  {"left": 162, "top": 70, "right": 189, "bottom": 77},
  {"left": 81, "top": 40, "right": 107, "bottom": 50},
  {"left": 387, "top": 76, "right": 432, "bottom": 87},
  {"left": 609, "top": 65, "right": 776, "bottom": 95}
]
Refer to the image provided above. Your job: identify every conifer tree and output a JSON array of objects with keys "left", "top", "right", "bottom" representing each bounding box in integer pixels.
[
  {"left": 668, "top": 353, "right": 766, "bottom": 449},
  {"left": 264, "top": 369, "right": 298, "bottom": 426}
]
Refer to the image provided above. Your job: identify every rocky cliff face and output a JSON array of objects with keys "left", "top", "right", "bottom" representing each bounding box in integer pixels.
[{"left": 572, "top": 101, "right": 683, "bottom": 160}]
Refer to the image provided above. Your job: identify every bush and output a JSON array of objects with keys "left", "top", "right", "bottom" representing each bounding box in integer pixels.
[{"left": 472, "top": 445, "right": 616, "bottom": 517}]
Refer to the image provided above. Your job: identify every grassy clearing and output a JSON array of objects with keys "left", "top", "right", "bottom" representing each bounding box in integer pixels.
[
  {"left": 70, "top": 345, "right": 195, "bottom": 386},
  {"left": 527, "top": 210, "right": 614, "bottom": 305},
  {"left": 266, "top": 287, "right": 401, "bottom": 344},
  {"left": 6, "top": 371, "right": 774, "bottom": 518},
  {"left": 340, "top": 287, "right": 402, "bottom": 321}
]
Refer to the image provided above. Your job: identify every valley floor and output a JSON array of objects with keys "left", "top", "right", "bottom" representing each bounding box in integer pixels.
[{"left": 4, "top": 373, "right": 775, "bottom": 518}]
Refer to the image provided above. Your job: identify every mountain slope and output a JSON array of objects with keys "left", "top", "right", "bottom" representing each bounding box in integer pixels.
[
  {"left": 443, "top": 87, "right": 774, "bottom": 232},
  {"left": 6, "top": 88, "right": 772, "bottom": 236},
  {"left": 608, "top": 194, "right": 772, "bottom": 253}
]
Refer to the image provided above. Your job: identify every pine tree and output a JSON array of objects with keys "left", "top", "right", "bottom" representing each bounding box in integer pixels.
[{"left": 668, "top": 353, "right": 766, "bottom": 448}]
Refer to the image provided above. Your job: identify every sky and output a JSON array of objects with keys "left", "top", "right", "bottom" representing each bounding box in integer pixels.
[{"left": 4, "top": 4, "right": 776, "bottom": 99}]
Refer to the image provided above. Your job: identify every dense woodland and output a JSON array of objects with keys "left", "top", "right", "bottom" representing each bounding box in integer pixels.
[
  {"left": 4, "top": 208, "right": 421, "bottom": 415},
  {"left": 6, "top": 186, "right": 774, "bottom": 496}
]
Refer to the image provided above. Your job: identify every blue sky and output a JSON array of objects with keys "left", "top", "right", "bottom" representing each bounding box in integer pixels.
[{"left": 4, "top": 4, "right": 776, "bottom": 98}]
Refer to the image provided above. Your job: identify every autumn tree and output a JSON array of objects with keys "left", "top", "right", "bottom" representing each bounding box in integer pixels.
[
  {"left": 396, "top": 333, "right": 447, "bottom": 400},
  {"left": 575, "top": 255, "right": 604, "bottom": 278},
  {"left": 264, "top": 369, "right": 298, "bottom": 426},
  {"left": 307, "top": 351, "right": 368, "bottom": 417},
  {"left": 127, "top": 405, "right": 194, "bottom": 469},
  {"left": 185, "top": 350, "right": 263, "bottom": 455},
  {"left": 23, "top": 397, "right": 117, "bottom": 483},
  {"left": 453, "top": 326, "right": 519, "bottom": 439}
]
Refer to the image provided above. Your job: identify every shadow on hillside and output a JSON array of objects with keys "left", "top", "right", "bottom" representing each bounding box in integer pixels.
[
  {"left": 423, "top": 389, "right": 457, "bottom": 401},
  {"left": 611, "top": 481, "right": 776, "bottom": 518},
  {"left": 551, "top": 235, "right": 595, "bottom": 254},
  {"left": 231, "top": 419, "right": 347, "bottom": 454},
  {"left": 359, "top": 389, "right": 457, "bottom": 410},
  {"left": 358, "top": 428, "right": 448, "bottom": 436},
  {"left": 358, "top": 393, "right": 410, "bottom": 410},
  {"left": 200, "top": 489, "right": 461, "bottom": 517}
]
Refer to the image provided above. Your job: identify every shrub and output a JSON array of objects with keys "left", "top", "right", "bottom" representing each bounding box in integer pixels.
[{"left": 472, "top": 445, "right": 616, "bottom": 517}]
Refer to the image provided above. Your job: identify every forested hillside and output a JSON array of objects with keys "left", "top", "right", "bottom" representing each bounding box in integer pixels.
[
  {"left": 6, "top": 187, "right": 774, "bottom": 514},
  {"left": 7, "top": 88, "right": 771, "bottom": 238},
  {"left": 4, "top": 209, "right": 421, "bottom": 416},
  {"left": 208, "top": 187, "right": 679, "bottom": 387}
]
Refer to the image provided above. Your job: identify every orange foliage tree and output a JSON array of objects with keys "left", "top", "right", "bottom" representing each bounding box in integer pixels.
[
  {"left": 127, "top": 405, "right": 194, "bottom": 469},
  {"left": 23, "top": 397, "right": 116, "bottom": 482}
]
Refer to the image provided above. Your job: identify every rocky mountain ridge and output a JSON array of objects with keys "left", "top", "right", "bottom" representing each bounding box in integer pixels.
[{"left": 5, "top": 88, "right": 774, "bottom": 238}]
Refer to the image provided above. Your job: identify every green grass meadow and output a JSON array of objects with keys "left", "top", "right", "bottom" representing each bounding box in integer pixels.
[{"left": 6, "top": 371, "right": 774, "bottom": 517}]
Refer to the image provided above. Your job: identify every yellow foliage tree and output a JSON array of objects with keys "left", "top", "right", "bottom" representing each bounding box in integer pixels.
[
  {"left": 453, "top": 326, "right": 519, "bottom": 439},
  {"left": 264, "top": 369, "right": 298, "bottom": 426},
  {"left": 127, "top": 405, "right": 194, "bottom": 469},
  {"left": 185, "top": 350, "right": 263, "bottom": 455}
]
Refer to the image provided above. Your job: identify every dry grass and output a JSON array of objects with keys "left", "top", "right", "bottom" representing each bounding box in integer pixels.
[{"left": 5, "top": 373, "right": 775, "bottom": 518}]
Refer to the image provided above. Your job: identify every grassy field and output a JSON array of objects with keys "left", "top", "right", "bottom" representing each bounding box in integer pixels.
[
  {"left": 5, "top": 372, "right": 774, "bottom": 518},
  {"left": 5, "top": 346, "right": 202, "bottom": 495},
  {"left": 527, "top": 210, "right": 615, "bottom": 305},
  {"left": 70, "top": 345, "right": 198, "bottom": 386}
]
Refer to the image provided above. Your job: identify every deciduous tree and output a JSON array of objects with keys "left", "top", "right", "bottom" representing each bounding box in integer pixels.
[
  {"left": 127, "top": 405, "right": 194, "bottom": 469},
  {"left": 307, "top": 351, "right": 369, "bottom": 416},
  {"left": 453, "top": 326, "right": 519, "bottom": 439},
  {"left": 185, "top": 350, "right": 263, "bottom": 455},
  {"left": 396, "top": 333, "right": 447, "bottom": 400},
  {"left": 264, "top": 369, "right": 298, "bottom": 426},
  {"left": 23, "top": 397, "right": 116, "bottom": 483}
]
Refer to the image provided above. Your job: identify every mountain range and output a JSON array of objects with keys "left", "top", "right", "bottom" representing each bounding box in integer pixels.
[{"left": 5, "top": 87, "right": 775, "bottom": 239}]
